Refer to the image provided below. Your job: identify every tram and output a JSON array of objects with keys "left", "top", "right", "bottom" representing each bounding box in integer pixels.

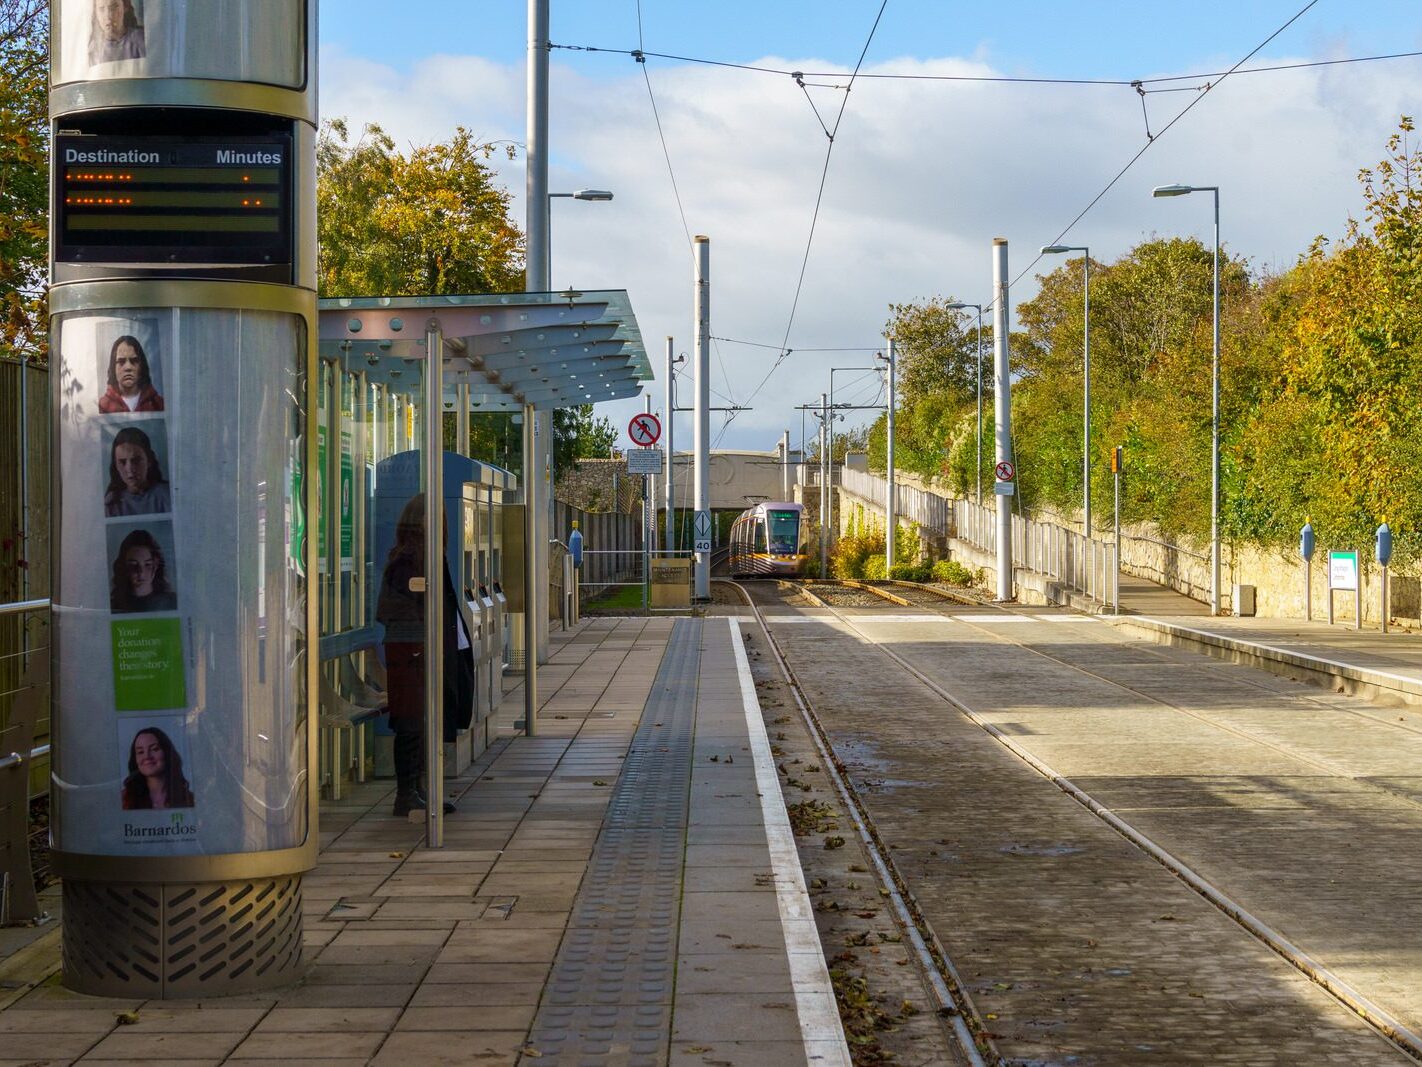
[{"left": 728, "top": 501, "right": 808, "bottom": 577}]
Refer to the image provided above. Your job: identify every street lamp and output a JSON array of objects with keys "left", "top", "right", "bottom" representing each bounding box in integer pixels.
[
  {"left": 545, "top": 189, "right": 615, "bottom": 288},
  {"left": 1039, "top": 244, "right": 1092, "bottom": 538},
  {"left": 1153, "top": 182, "right": 1221, "bottom": 614},
  {"left": 946, "top": 301, "right": 984, "bottom": 505}
]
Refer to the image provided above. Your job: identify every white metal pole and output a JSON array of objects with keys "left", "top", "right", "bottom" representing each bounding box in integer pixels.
[
  {"left": 992, "top": 239, "right": 1014, "bottom": 601},
  {"left": 693, "top": 236, "right": 711, "bottom": 599},
  {"left": 975, "top": 307, "right": 983, "bottom": 506},
  {"left": 819, "top": 393, "right": 829, "bottom": 578},
  {"left": 781, "top": 429, "right": 790, "bottom": 500},
  {"left": 885, "top": 338, "right": 897, "bottom": 570},
  {"left": 525, "top": 0, "right": 552, "bottom": 669},
  {"left": 522, "top": 405, "right": 537, "bottom": 735},
  {"left": 664, "top": 336, "right": 675, "bottom": 553},
  {"left": 1211, "top": 189, "right": 1221, "bottom": 615},
  {"left": 423, "top": 322, "right": 446, "bottom": 846},
  {"left": 1083, "top": 254, "right": 1092, "bottom": 540}
]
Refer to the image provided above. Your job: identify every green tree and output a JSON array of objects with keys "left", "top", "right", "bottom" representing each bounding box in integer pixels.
[
  {"left": 317, "top": 119, "right": 525, "bottom": 298},
  {"left": 0, "top": 0, "right": 48, "bottom": 362}
]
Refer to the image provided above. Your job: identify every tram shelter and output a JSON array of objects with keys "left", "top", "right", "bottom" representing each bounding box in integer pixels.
[{"left": 315, "top": 291, "right": 650, "bottom": 844}]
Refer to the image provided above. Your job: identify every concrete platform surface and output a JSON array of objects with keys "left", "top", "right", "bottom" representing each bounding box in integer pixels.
[{"left": 0, "top": 617, "right": 848, "bottom": 1067}]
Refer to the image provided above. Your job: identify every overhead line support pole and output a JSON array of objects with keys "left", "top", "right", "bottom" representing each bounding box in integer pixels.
[
  {"left": 693, "top": 237, "right": 711, "bottom": 600},
  {"left": 992, "top": 239, "right": 1014, "bottom": 601}
]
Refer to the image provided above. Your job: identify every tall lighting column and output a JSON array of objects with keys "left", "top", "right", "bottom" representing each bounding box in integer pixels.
[
  {"left": 1153, "top": 184, "right": 1221, "bottom": 614},
  {"left": 1040, "top": 245, "right": 1092, "bottom": 538},
  {"left": 946, "top": 302, "right": 984, "bottom": 504}
]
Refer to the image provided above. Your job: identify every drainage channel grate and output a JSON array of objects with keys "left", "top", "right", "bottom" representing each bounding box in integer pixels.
[{"left": 527, "top": 617, "right": 701, "bottom": 1064}]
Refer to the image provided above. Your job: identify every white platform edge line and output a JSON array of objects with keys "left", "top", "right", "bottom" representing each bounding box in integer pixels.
[{"left": 727, "top": 616, "right": 852, "bottom": 1066}]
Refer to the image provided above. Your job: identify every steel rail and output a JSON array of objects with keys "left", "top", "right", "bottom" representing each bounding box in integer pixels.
[
  {"left": 720, "top": 577, "right": 996, "bottom": 1067},
  {"left": 784, "top": 583, "right": 1422, "bottom": 1062}
]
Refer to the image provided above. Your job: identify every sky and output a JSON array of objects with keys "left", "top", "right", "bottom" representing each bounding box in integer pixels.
[{"left": 317, "top": 1, "right": 1422, "bottom": 452}]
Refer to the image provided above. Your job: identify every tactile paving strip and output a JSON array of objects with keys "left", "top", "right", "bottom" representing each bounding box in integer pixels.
[{"left": 528, "top": 618, "right": 701, "bottom": 1065}]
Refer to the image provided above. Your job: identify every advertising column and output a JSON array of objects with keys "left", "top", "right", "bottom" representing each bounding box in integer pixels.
[{"left": 48, "top": 1, "right": 318, "bottom": 996}]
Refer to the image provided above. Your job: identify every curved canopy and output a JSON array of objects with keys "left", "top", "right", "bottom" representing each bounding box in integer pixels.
[{"left": 318, "top": 290, "right": 651, "bottom": 411}]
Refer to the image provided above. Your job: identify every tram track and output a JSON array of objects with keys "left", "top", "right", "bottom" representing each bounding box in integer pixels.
[
  {"left": 735, "top": 577, "right": 1422, "bottom": 1062},
  {"left": 719, "top": 578, "right": 996, "bottom": 1066}
]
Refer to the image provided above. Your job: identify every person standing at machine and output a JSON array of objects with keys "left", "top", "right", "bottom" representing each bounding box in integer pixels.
[{"left": 375, "top": 494, "right": 475, "bottom": 817}]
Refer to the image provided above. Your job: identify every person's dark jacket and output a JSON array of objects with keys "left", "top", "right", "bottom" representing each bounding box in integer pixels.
[{"left": 375, "top": 554, "right": 475, "bottom": 738}]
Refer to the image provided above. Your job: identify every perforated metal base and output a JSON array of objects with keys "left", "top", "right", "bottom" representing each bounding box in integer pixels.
[{"left": 62, "top": 875, "right": 304, "bottom": 997}]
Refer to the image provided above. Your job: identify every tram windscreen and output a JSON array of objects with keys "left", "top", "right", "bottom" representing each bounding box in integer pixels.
[{"left": 767, "top": 510, "right": 800, "bottom": 554}]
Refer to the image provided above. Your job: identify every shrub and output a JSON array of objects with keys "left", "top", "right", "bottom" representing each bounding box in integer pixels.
[
  {"left": 830, "top": 528, "right": 885, "bottom": 579},
  {"left": 931, "top": 558, "right": 976, "bottom": 586},
  {"left": 863, "top": 554, "right": 888, "bottom": 580},
  {"left": 889, "top": 561, "right": 932, "bottom": 582}
]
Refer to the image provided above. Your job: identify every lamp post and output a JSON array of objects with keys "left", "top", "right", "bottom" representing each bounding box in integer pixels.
[
  {"left": 1153, "top": 183, "right": 1221, "bottom": 614},
  {"left": 546, "top": 189, "right": 614, "bottom": 281},
  {"left": 1040, "top": 245, "right": 1092, "bottom": 538},
  {"left": 946, "top": 301, "right": 984, "bottom": 504}
]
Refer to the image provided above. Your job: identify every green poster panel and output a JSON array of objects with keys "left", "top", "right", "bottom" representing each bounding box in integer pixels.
[
  {"left": 339, "top": 429, "right": 354, "bottom": 567},
  {"left": 111, "top": 618, "right": 187, "bottom": 712},
  {"left": 317, "top": 422, "right": 327, "bottom": 573}
]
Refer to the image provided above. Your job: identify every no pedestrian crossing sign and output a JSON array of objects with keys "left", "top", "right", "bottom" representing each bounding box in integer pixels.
[
  {"left": 694, "top": 510, "right": 712, "bottom": 553},
  {"left": 628, "top": 412, "right": 661, "bottom": 447},
  {"left": 994, "top": 459, "right": 1016, "bottom": 496}
]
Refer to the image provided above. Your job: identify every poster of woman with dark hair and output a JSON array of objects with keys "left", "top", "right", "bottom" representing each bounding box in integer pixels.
[
  {"left": 110, "top": 527, "right": 178, "bottom": 613},
  {"left": 121, "top": 726, "right": 195, "bottom": 810},
  {"left": 89, "top": 0, "right": 146, "bottom": 65},
  {"left": 99, "top": 334, "right": 165, "bottom": 413},
  {"left": 104, "top": 425, "right": 171, "bottom": 517}
]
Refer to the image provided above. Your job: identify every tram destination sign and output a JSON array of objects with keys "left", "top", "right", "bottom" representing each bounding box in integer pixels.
[{"left": 55, "top": 134, "right": 293, "bottom": 268}]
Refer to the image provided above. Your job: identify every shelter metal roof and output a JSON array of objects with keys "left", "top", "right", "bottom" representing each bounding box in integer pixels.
[{"left": 317, "top": 290, "right": 652, "bottom": 411}]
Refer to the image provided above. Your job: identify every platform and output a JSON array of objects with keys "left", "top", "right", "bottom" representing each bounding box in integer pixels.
[{"left": 0, "top": 618, "right": 848, "bottom": 1067}]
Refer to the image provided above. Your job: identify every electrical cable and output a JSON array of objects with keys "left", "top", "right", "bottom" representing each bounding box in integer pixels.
[
  {"left": 999, "top": 0, "right": 1321, "bottom": 301},
  {"left": 712, "top": 336, "right": 880, "bottom": 352},
  {"left": 634, "top": 1, "right": 694, "bottom": 248},
  {"left": 738, "top": 1, "right": 891, "bottom": 416},
  {"left": 553, "top": 41, "right": 1422, "bottom": 88}
]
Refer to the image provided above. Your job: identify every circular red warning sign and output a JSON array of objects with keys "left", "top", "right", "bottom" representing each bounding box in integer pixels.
[
  {"left": 628, "top": 412, "right": 662, "bottom": 446},
  {"left": 995, "top": 460, "right": 1016, "bottom": 482}
]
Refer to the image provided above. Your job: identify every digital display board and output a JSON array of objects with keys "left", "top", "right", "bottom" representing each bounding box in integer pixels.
[{"left": 55, "top": 134, "right": 292, "bottom": 270}]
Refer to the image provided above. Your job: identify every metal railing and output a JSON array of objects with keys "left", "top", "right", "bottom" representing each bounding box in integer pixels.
[
  {"left": 839, "top": 467, "right": 954, "bottom": 538},
  {"left": 1, "top": 598, "right": 50, "bottom": 924},
  {"left": 955, "top": 498, "right": 1119, "bottom": 608}
]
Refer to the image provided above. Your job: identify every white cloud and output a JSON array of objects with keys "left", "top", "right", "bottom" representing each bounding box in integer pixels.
[{"left": 319, "top": 44, "right": 1422, "bottom": 449}]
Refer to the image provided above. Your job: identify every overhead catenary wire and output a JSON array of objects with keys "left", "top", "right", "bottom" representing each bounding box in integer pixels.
[
  {"left": 998, "top": 0, "right": 1322, "bottom": 301},
  {"left": 553, "top": 41, "right": 1422, "bottom": 89},
  {"left": 737, "top": 0, "right": 891, "bottom": 415},
  {"left": 634, "top": 0, "right": 693, "bottom": 248}
]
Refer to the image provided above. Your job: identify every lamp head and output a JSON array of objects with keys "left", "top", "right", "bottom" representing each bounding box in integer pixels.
[
  {"left": 572, "top": 188, "right": 614, "bottom": 201},
  {"left": 1040, "top": 244, "right": 1075, "bottom": 254},
  {"left": 1152, "top": 184, "right": 1193, "bottom": 198}
]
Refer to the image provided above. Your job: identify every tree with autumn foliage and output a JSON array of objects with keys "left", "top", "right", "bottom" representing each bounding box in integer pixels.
[{"left": 0, "top": 0, "right": 48, "bottom": 364}]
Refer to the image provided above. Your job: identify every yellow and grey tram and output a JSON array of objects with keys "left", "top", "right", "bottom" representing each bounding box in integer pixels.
[{"left": 728, "top": 502, "right": 808, "bottom": 577}]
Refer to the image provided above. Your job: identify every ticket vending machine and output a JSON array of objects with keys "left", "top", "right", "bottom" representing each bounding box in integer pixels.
[
  {"left": 460, "top": 463, "right": 517, "bottom": 741},
  {"left": 48, "top": 4, "right": 319, "bottom": 996}
]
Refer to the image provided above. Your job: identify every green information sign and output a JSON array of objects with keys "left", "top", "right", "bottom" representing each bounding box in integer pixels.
[
  {"left": 340, "top": 429, "right": 354, "bottom": 568},
  {"left": 316, "top": 422, "right": 327, "bottom": 573},
  {"left": 111, "top": 618, "right": 187, "bottom": 712}
]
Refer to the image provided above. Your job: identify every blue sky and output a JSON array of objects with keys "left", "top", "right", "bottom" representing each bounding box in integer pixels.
[
  {"left": 318, "top": 2, "right": 1422, "bottom": 450},
  {"left": 323, "top": 1, "right": 1419, "bottom": 81}
]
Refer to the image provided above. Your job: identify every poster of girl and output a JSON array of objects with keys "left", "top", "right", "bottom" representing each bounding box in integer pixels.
[{"left": 121, "top": 725, "right": 195, "bottom": 810}]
